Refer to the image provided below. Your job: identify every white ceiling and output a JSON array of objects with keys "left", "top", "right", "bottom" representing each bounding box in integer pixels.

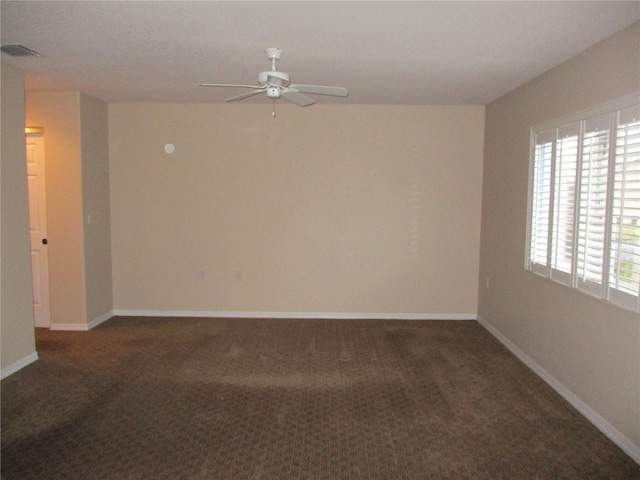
[{"left": 2, "top": 1, "right": 639, "bottom": 105}]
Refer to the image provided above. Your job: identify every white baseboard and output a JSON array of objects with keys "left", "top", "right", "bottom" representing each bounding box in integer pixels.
[
  {"left": 50, "top": 310, "right": 114, "bottom": 331},
  {"left": 1, "top": 351, "right": 38, "bottom": 379},
  {"left": 476, "top": 315, "right": 640, "bottom": 465},
  {"left": 112, "top": 310, "right": 477, "bottom": 321},
  {"left": 87, "top": 310, "right": 114, "bottom": 329}
]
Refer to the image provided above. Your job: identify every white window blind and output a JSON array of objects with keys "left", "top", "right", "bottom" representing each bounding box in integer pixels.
[
  {"left": 551, "top": 124, "right": 579, "bottom": 284},
  {"left": 576, "top": 114, "right": 611, "bottom": 296},
  {"left": 529, "top": 130, "right": 553, "bottom": 274},
  {"left": 526, "top": 96, "right": 640, "bottom": 313},
  {"left": 609, "top": 105, "right": 640, "bottom": 310}
]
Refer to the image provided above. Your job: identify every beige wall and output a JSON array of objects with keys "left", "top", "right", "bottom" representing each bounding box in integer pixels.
[
  {"left": 80, "top": 94, "right": 113, "bottom": 322},
  {"left": 109, "top": 104, "right": 485, "bottom": 315},
  {"left": 479, "top": 22, "right": 640, "bottom": 455},
  {"left": 25, "top": 92, "right": 113, "bottom": 328},
  {"left": 1, "top": 62, "right": 37, "bottom": 374},
  {"left": 26, "top": 92, "right": 86, "bottom": 327}
]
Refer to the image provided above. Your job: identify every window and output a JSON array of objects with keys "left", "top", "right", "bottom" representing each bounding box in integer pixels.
[{"left": 526, "top": 95, "right": 640, "bottom": 313}]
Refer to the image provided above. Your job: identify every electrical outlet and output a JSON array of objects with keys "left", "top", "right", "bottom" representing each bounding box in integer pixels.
[{"left": 235, "top": 270, "right": 243, "bottom": 281}]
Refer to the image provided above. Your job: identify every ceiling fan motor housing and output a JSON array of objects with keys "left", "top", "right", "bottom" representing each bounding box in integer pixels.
[{"left": 259, "top": 70, "right": 290, "bottom": 86}]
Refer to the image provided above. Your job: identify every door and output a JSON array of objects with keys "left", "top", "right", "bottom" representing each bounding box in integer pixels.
[{"left": 26, "top": 133, "right": 51, "bottom": 328}]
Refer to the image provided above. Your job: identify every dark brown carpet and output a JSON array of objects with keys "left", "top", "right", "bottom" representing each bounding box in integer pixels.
[{"left": 2, "top": 317, "right": 638, "bottom": 479}]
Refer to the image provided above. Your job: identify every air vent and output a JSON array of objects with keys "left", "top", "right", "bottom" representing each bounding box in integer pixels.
[{"left": 1, "top": 44, "right": 41, "bottom": 57}]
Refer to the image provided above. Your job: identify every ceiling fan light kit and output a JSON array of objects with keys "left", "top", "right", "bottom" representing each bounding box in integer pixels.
[
  {"left": 199, "top": 48, "right": 348, "bottom": 112},
  {"left": 267, "top": 86, "right": 280, "bottom": 99}
]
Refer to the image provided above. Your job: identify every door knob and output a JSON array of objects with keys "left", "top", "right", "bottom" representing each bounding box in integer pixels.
[{"left": 42, "top": 238, "right": 48, "bottom": 245}]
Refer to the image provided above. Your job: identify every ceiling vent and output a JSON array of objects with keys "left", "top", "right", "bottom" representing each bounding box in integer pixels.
[{"left": 1, "top": 44, "right": 41, "bottom": 57}]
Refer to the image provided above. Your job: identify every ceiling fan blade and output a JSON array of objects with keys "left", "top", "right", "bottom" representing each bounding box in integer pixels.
[
  {"left": 289, "top": 85, "right": 349, "bottom": 97},
  {"left": 281, "top": 90, "right": 316, "bottom": 107},
  {"left": 225, "top": 89, "right": 266, "bottom": 102},
  {"left": 199, "top": 83, "right": 262, "bottom": 89}
]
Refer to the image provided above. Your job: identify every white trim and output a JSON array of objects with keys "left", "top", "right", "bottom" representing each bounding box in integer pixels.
[
  {"left": 49, "top": 311, "right": 115, "bottom": 331},
  {"left": 112, "top": 310, "right": 476, "bottom": 321},
  {"left": 87, "top": 310, "right": 114, "bottom": 330},
  {"left": 477, "top": 315, "right": 640, "bottom": 465},
  {"left": 1, "top": 352, "right": 38, "bottom": 379},
  {"left": 533, "top": 91, "right": 640, "bottom": 132}
]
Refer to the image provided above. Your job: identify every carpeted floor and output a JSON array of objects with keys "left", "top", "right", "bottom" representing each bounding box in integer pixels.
[{"left": 2, "top": 317, "right": 639, "bottom": 479}]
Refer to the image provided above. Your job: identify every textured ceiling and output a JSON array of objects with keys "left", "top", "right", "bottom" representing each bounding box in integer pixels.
[{"left": 2, "top": 1, "right": 639, "bottom": 105}]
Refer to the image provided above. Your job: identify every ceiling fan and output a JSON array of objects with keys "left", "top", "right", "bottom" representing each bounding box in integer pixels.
[{"left": 199, "top": 48, "right": 348, "bottom": 107}]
